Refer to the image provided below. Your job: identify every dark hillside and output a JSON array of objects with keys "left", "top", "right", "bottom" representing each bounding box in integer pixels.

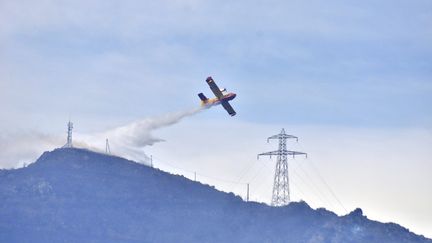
[{"left": 0, "top": 148, "right": 430, "bottom": 242}]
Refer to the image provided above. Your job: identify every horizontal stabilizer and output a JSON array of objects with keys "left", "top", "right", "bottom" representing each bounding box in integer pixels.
[{"left": 198, "top": 93, "right": 208, "bottom": 101}]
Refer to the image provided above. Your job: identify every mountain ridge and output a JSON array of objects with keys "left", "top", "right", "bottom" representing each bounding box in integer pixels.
[{"left": 0, "top": 148, "right": 430, "bottom": 242}]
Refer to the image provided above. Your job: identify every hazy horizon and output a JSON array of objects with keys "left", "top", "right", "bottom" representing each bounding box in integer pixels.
[{"left": 1, "top": 0, "right": 431, "bottom": 238}]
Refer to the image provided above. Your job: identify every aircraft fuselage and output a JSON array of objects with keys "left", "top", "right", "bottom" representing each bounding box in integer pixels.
[{"left": 201, "top": 93, "right": 236, "bottom": 107}]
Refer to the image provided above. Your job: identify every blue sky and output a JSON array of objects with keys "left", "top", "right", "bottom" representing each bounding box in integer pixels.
[
  {"left": 1, "top": 0, "right": 431, "bottom": 238},
  {"left": 1, "top": 0, "right": 431, "bottom": 131}
]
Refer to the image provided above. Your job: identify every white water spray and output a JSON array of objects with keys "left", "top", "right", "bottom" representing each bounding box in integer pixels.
[{"left": 85, "top": 107, "right": 204, "bottom": 163}]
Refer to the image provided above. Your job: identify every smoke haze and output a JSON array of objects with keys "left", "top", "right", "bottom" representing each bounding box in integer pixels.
[
  {"left": 0, "top": 107, "right": 204, "bottom": 168},
  {"left": 0, "top": 132, "right": 63, "bottom": 168}
]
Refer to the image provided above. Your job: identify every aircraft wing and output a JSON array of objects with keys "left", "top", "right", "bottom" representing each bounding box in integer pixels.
[
  {"left": 221, "top": 101, "right": 236, "bottom": 116},
  {"left": 206, "top": 77, "right": 224, "bottom": 99}
]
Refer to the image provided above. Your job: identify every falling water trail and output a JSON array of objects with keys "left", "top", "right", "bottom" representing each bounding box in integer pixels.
[{"left": 77, "top": 106, "right": 206, "bottom": 164}]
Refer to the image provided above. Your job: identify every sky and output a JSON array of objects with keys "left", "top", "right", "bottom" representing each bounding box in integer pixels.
[{"left": 1, "top": 0, "right": 432, "bottom": 238}]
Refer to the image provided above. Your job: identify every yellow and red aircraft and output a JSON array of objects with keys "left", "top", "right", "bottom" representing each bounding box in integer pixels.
[{"left": 198, "top": 76, "right": 237, "bottom": 116}]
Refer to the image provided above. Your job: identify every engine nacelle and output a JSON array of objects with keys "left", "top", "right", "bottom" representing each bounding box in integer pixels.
[{"left": 220, "top": 88, "right": 227, "bottom": 92}]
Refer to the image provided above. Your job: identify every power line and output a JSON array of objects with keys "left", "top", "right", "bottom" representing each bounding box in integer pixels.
[
  {"left": 290, "top": 164, "right": 329, "bottom": 206},
  {"left": 148, "top": 140, "right": 346, "bottom": 211},
  {"left": 289, "top": 174, "right": 310, "bottom": 203},
  {"left": 232, "top": 160, "right": 260, "bottom": 191},
  {"left": 151, "top": 156, "right": 247, "bottom": 186},
  {"left": 291, "top": 160, "right": 337, "bottom": 209},
  {"left": 246, "top": 163, "right": 271, "bottom": 199},
  {"left": 294, "top": 142, "right": 348, "bottom": 214},
  {"left": 307, "top": 159, "right": 348, "bottom": 213},
  {"left": 242, "top": 161, "right": 267, "bottom": 186}
]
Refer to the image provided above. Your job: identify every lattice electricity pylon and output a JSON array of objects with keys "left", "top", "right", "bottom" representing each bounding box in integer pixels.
[{"left": 258, "top": 128, "right": 307, "bottom": 206}]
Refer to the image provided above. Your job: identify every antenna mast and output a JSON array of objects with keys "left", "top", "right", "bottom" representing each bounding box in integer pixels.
[
  {"left": 105, "top": 138, "right": 111, "bottom": 154},
  {"left": 63, "top": 121, "right": 73, "bottom": 148},
  {"left": 258, "top": 129, "right": 307, "bottom": 206},
  {"left": 246, "top": 183, "right": 250, "bottom": 202}
]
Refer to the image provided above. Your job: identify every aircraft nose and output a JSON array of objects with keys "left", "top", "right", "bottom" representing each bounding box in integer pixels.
[{"left": 232, "top": 93, "right": 237, "bottom": 98}]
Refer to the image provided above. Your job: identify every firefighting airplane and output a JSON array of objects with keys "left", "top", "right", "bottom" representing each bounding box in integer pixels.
[{"left": 198, "top": 76, "right": 237, "bottom": 116}]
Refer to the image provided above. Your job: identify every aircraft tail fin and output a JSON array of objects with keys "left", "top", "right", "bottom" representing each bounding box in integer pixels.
[{"left": 198, "top": 93, "right": 208, "bottom": 102}]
